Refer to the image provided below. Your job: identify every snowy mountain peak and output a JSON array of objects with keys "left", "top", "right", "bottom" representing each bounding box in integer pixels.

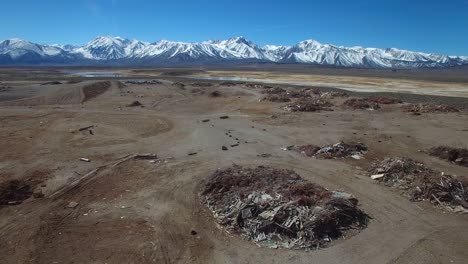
[{"left": 0, "top": 36, "right": 466, "bottom": 68}]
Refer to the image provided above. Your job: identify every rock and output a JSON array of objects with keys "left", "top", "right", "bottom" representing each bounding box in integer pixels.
[
  {"left": 219, "top": 116, "right": 229, "bottom": 119},
  {"left": 222, "top": 146, "right": 228, "bottom": 151}
]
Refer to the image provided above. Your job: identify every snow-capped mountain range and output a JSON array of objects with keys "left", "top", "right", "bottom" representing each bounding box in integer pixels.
[{"left": 1, "top": 36, "right": 467, "bottom": 68}]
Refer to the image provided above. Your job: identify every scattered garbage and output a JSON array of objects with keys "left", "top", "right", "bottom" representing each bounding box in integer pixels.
[
  {"left": 343, "top": 98, "right": 380, "bottom": 110},
  {"left": 79, "top": 158, "right": 91, "bottom": 162},
  {"left": 127, "top": 100, "right": 143, "bottom": 107},
  {"left": 402, "top": 103, "right": 459, "bottom": 113},
  {"left": 294, "top": 142, "right": 368, "bottom": 159},
  {"left": 188, "top": 152, "right": 198, "bottom": 156},
  {"left": 428, "top": 146, "right": 468, "bottom": 167},
  {"left": 201, "top": 165, "right": 369, "bottom": 250},
  {"left": 202, "top": 119, "right": 210, "bottom": 123},
  {"left": 219, "top": 115, "right": 229, "bottom": 119},
  {"left": 0, "top": 180, "right": 33, "bottom": 206},
  {"left": 222, "top": 146, "right": 228, "bottom": 151},
  {"left": 368, "top": 157, "right": 468, "bottom": 211}
]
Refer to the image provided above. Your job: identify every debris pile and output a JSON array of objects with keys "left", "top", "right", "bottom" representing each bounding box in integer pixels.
[
  {"left": 428, "top": 146, "right": 468, "bottom": 167},
  {"left": 319, "top": 91, "right": 349, "bottom": 99},
  {"left": 284, "top": 98, "right": 333, "bottom": 112},
  {"left": 343, "top": 98, "right": 380, "bottom": 110},
  {"left": 262, "top": 87, "right": 287, "bottom": 95},
  {"left": 367, "top": 96, "right": 402, "bottom": 104},
  {"left": 201, "top": 165, "right": 369, "bottom": 249},
  {"left": 297, "top": 142, "right": 367, "bottom": 159},
  {"left": 402, "top": 103, "right": 460, "bottom": 113},
  {"left": 245, "top": 83, "right": 273, "bottom": 89},
  {"left": 124, "top": 80, "right": 162, "bottom": 85},
  {"left": 369, "top": 157, "right": 468, "bottom": 211}
]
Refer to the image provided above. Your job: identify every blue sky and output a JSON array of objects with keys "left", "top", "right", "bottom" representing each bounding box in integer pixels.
[{"left": 2, "top": 0, "right": 468, "bottom": 55}]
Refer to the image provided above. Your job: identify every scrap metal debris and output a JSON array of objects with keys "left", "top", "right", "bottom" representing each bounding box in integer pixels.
[
  {"left": 369, "top": 157, "right": 468, "bottom": 212},
  {"left": 201, "top": 165, "right": 369, "bottom": 250}
]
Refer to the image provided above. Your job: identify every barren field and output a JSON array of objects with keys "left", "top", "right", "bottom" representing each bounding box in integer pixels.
[{"left": 0, "top": 68, "right": 467, "bottom": 264}]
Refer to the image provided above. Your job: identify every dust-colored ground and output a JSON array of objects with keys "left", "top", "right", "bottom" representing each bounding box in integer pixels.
[{"left": 0, "top": 69, "right": 467, "bottom": 264}]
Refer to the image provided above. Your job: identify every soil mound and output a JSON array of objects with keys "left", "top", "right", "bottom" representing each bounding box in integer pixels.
[
  {"left": 201, "top": 165, "right": 368, "bottom": 249},
  {"left": 82, "top": 81, "right": 112, "bottom": 102}
]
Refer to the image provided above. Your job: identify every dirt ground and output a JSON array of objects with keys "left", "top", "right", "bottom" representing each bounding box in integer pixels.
[{"left": 0, "top": 68, "right": 467, "bottom": 264}]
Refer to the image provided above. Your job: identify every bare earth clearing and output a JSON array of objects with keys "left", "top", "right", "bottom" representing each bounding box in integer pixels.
[{"left": 0, "top": 67, "right": 467, "bottom": 264}]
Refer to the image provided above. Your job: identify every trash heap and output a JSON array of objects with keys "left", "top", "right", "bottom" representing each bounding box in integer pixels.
[
  {"left": 402, "top": 103, "right": 460, "bottom": 113},
  {"left": 369, "top": 157, "right": 468, "bottom": 212},
  {"left": 343, "top": 98, "right": 381, "bottom": 110},
  {"left": 201, "top": 165, "right": 369, "bottom": 249},
  {"left": 297, "top": 142, "right": 368, "bottom": 159},
  {"left": 284, "top": 98, "right": 333, "bottom": 112},
  {"left": 428, "top": 146, "right": 468, "bottom": 167}
]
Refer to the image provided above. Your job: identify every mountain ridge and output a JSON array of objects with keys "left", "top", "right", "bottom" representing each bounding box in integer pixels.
[{"left": 1, "top": 36, "right": 467, "bottom": 68}]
